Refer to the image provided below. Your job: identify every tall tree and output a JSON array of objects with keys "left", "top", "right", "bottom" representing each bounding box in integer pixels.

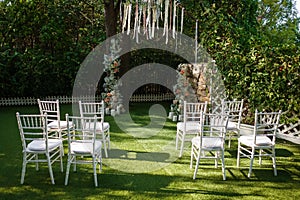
[
  {"left": 103, "top": 0, "right": 130, "bottom": 76},
  {"left": 104, "top": 0, "right": 121, "bottom": 37}
]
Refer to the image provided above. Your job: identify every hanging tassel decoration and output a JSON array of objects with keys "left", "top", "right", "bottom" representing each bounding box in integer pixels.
[
  {"left": 133, "top": 0, "right": 139, "bottom": 43},
  {"left": 180, "top": 7, "right": 184, "bottom": 44},
  {"left": 163, "top": 0, "right": 169, "bottom": 44},
  {"left": 120, "top": 2, "right": 123, "bottom": 29},
  {"left": 180, "top": 7, "right": 184, "bottom": 34},
  {"left": 122, "top": 3, "right": 129, "bottom": 34},
  {"left": 152, "top": 5, "right": 157, "bottom": 38},
  {"left": 143, "top": 4, "right": 147, "bottom": 36},
  {"left": 138, "top": 3, "right": 142, "bottom": 34},
  {"left": 172, "top": 0, "right": 177, "bottom": 38},
  {"left": 127, "top": 3, "right": 132, "bottom": 35},
  {"left": 146, "top": 0, "right": 151, "bottom": 39},
  {"left": 195, "top": 20, "right": 198, "bottom": 63}
]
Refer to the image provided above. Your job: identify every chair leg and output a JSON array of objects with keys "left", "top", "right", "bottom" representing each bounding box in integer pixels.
[
  {"left": 73, "top": 156, "right": 77, "bottom": 172},
  {"left": 103, "top": 139, "right": 108, "bottom": 158},
  {"left": 193, "top": 156, "right": 201, "bottom": 180},
  {"left": 60, "top": 145, "right": 64, "bottom": 172},
  {"left": 221, "top": 150, "right": 226, "bottom": 180},
  {"left": 179, "top": 134, "right": 185, "bottom": 157},
  {"left": 237, "top": 142, "right": 241, "bottom": 168},
  {"left": 46, "top": 153, "right": 55, "bottom": 184},
  {"left": 214, "top": 152, "right": 218, "bottom": 168},
  {"left": 272, "top": 147, "right": 277, "bottom": 176},
  {"left": 106, "top": 130, "right": 110, "bottom": 150},
  {"left": 98, "top": 154, "right": 102, "bottom": 173},
  {"left": 259, "top": 149, "right": 262, "bottom": 166},
  {"left": 175, "top": 130, "right": 179, "bottom": 150},
  {"left": 190, "top": 147, "right": 194, "bottom": 169},
  {"left": 35, "top": 154, "right": 39, "bottom": 171},
  {"left": 65, "top": 156, "right": 71, "bottom": 185},
  {"left": 20, "top": 154, "right": 27, "bottom": 184},
  {"left": 93, "top": 157, "right": 98, "bottom": 187},
  {"left": 228, "top": 135, "right": 231, "bottom": 148},
  {"left": 248, "top": 147, "right": 255, "bottom": 178}
]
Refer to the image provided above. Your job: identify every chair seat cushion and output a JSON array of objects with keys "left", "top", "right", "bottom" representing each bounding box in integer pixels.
[
  {"left": 192, "top": 136, "right": 223, "bottom": 150},
  {"left": 70, "top": 141, "right": 102, "bottom": 154},
  {"left": 84, "top": 122, "right": 110, "bottom": 132},
  {"left": 27, "top": 139, "right": 62, "bottom": 151},
  {"left": 227, "top": 121, "right": 237, "bottom": 130},
  {"left": 177, "top": 122, "right": 200, "bottom": 132},
  {"left": 48, "top": 120, "right": 71, "bottom": 129},
  {"left": 239, "top": 135, "right": 273, "bottom": 146}
]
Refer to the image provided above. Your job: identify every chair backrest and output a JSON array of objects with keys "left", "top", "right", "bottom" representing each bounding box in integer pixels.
[
  {"left": 183, "top": 101, "right": 208, "bottom": 123},
  {"left": 221, "top": 99, "right": 244, "bottom": 124},
  {"left": 65, "top": 114, "right": 98, "bottom": 152},
  {"left": 198, "top": 112, "right": 229, "bottom": 146},
  {"left": 16, "top": 112, "right": 48, "bottom": 151},
  {"left": 37, "top": 99, "right": 61, "bottom": 126},
  {"left": 78, "top": 101, "right": 105, "bottom": 123},
  {"left": 253, "top": 109, "right": 282, "bottom": 144}
]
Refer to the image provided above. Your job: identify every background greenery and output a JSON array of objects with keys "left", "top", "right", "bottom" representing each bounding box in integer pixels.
[{"left": 0, "top": 0, "right": 299, "bottom": 123}]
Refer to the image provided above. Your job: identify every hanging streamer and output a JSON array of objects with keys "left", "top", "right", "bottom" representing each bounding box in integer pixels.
[
  {"left": 180, "top": 7, "right": 184, "bottom": 35},
  {"left": 156, "top": 0, "right": 160, "bottom": 29},
  {"left": 120, "top": 2, "right": 123, "bottom": 28},
  {"left": 152, "top": 3, "right": 157, "bottom": 38},
  {"left": 169, "top": 0, "right": 172, "bottom": 31},
  {"left": 138, "top": 3, "right": 142, "bottom": 34},
  {"left": 195, "top": 20, "right": 198, "bottom": 63},
  {"left": 146, "top": 0, "right": 151, "bottom": 39},
  {"left": 143, "top": 4, "right": 147, "bottom": 36},
  {"left": 127, "top": 3, "right": 132, "bottom": 35},
  {"left": 133, "top": 0, "right": 139, "bottom": 43},
  {"left": 122, "top": 3, "right": 129, "bottom": 34},
  {"left": 172, "top": 0, "right": 176, "bottom": 39},
  {"left": 175, "top": 2, "right": 179, "bottom": 52},
  {"left": 163, "top": 0, "right": 169, "bottom": 44}
]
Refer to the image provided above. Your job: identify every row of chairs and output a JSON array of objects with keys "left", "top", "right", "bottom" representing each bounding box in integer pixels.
[
  {"left": 176, "top": 99, "right": 281, "bottom": 180},
  {"left": 16, "top": 99, "right": 110, "bottom": 187}
]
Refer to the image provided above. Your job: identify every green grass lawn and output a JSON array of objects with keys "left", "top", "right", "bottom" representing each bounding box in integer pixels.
[{"left": 0, "top": 102, "right": 300, "bottom": 200}]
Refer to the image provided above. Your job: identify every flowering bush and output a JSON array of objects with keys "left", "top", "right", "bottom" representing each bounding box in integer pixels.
[{"left": 101, "top": 39, "right": 123, "bottom": 112}]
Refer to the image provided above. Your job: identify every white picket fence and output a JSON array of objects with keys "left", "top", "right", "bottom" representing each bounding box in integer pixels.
[
  {"left": 0, "top": 93, "right": 299, "bottom": 144},
  {"left": 0, "top": 93, "right": 175, "bottom": 106}
]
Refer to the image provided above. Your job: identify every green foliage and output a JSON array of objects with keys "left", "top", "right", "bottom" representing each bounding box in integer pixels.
[
  {"left": 0, "top": 0, "right": 299, "bottom": 123},
  {"left": 0, "top": 0, "right": 105, "bottom": 97},
  {"left": 183, "top": 0, "right": 300, "bottom": 123}
]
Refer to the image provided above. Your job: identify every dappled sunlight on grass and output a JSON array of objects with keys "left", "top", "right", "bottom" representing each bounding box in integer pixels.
[{"left": 1, "top": 102, "right": 300, "bottom": 199}]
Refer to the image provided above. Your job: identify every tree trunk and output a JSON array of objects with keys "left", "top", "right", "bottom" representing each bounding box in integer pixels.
[
  {"left": 104, "top": 0, "right": 131, "bottom": 76},
  {"left": 104, "top": 0, "right": 118, "bottom": 38}
]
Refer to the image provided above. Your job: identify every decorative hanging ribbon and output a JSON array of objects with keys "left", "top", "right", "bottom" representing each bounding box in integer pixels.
[
  {"left": 195, "top": 20, "right": 199, "bottom": 63},
  {"left": 127, "top": 3, "right": 132, "bottom": 35},
  {"left": 146, "top": 0, "right": 151, "bottom": 39},
  {"left": 152, "top": 4, "right": 157, "bottom": 38},
  {"left": 172, "top": 0, "right": 177, "bottom": 38},
  {"left": 122, "top": 3, "right": 129, "bottom": 34},
  {"left": 163, "top": 0, "right": 169, "bottom": 44},
  {"left": 180, "top": 7, "right": 184, "bottom": 35},
  {"left": 133, "top": 0, "right": 139, "bottom": 43}
]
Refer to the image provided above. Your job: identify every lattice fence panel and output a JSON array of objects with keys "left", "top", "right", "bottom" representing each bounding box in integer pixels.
[{"left": 277, "top": 120, "right": 300, "bottom": 144}]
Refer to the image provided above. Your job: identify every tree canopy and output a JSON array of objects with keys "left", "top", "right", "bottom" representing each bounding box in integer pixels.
[{"left": 0, "top": 0, "right": 299, "bottom": 122}]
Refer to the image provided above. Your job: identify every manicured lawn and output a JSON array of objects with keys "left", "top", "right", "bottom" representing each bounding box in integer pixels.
[{"left": 0, "top": 102, "right": 300, "bottom": 200}]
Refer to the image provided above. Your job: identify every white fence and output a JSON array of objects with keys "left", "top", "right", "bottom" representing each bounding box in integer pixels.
[
  {"left": 0, "top": 93, "right": 299, "bottom": 144},
  {"left": 0, "top": 93, "right": 175, "bottom": 106},
  {"left": 277, "top": 120, "right": 300, "bottom": 144}
]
